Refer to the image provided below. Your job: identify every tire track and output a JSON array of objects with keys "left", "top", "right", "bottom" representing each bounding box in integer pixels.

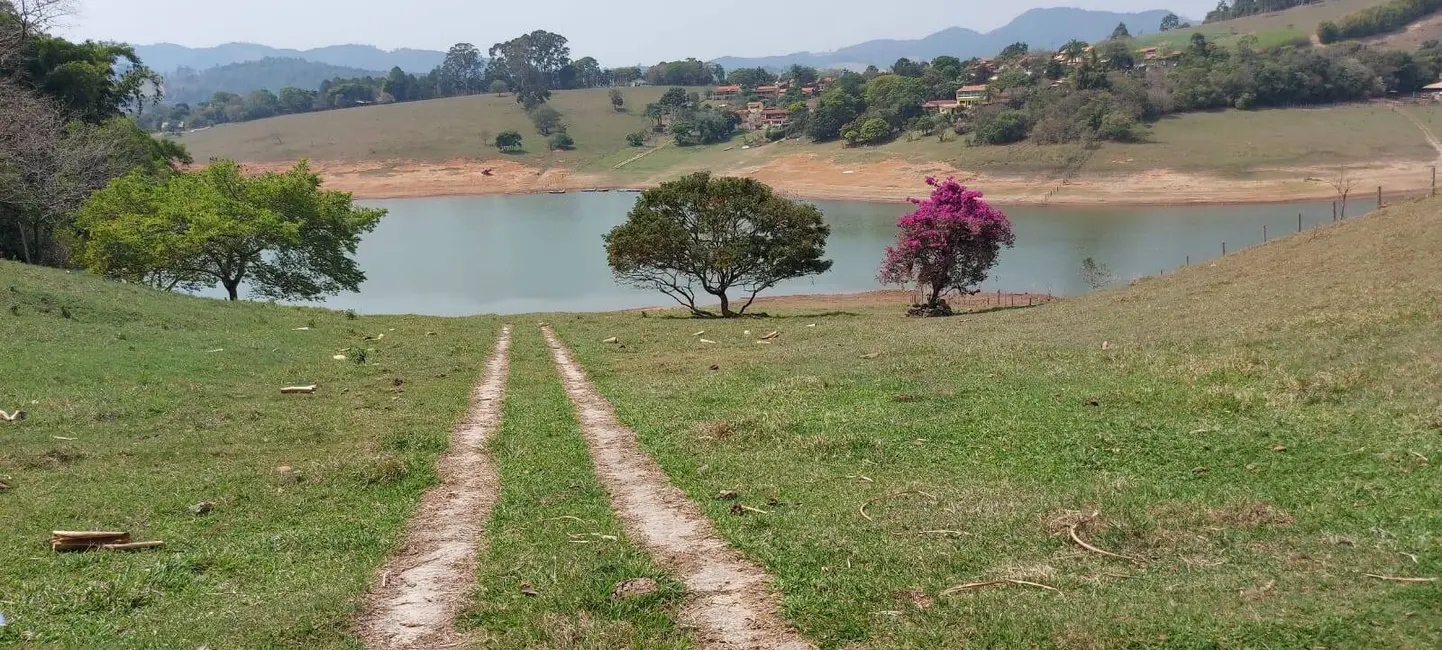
[
  {"left": 542, "top": 325, "right": 813, "bottom": 650},
  {"left": 357, "top": 326, "right": 512, "bottom": 649}
]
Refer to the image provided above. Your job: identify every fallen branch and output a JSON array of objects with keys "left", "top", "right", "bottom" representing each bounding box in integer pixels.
[
  {"left": 917, "top": 530, "right": 969, "bottom": 536},
  {"left": 1364, "top": 573, "right": 1437, "bottom": 583},
  {"left": 542, "top": 515, "right": 594, "bottom": 525},
  {"left": 940, "top": 579, "right": 1059, "bottom": 596},
  {"left": 280, "top": 385, "right": 317, "bottom": 394},
  {"left": 860, "top": 490, "right": 935, "bottom": 521},
  {"left": 1068, "top": 518, "right": 1142, "bottom": 564},
  {"left": 99, "top": 541, "right": 165, "bottom": 551},
  {"left": 760, "top": 330, "right": 780, "bottom": 340},
  {"left": 738, "top": 504, "right": 769, "bottom": 515},
  {"left": 0, "top": 409, "right": 25, "bottom": 422}
]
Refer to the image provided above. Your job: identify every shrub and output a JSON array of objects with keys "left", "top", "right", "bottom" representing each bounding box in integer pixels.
[
  {"left": 971, "top": 109, "right": 1029, "bottom": 145},
  {"left": 548, "top": 132, "right": 575, "bottom": 150},
  {"left": 626, "top": 132, "right": 647, "bottom": 147}
]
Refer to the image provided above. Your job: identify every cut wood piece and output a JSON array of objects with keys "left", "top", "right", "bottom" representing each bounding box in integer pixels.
[
  {"left": 0, "top": 480, "right": 10, "bottom": 491},
  {"left": 0, "top": 409, "right": 25, "bottom": 422},
  {"left": 280, "top": 385, "right": 317, "bottom": 394},
  {"left": 101, "top": 541, "right": 165, "bottom": 551},
  {"left": 760, "top": 330, "right": 780, "bottom": 340},
  {"left": 52, "top": 531, "right": 131, "bottom": 551}
]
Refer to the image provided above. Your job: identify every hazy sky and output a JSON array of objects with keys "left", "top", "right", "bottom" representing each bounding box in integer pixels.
[{"left": 67, "top": 0, "right": 1217, "bottom": 64}]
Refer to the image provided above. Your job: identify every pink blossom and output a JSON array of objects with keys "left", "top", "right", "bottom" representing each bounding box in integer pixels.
[{"left": 879, "top": 178, "right": 1015, "bottom": 307}]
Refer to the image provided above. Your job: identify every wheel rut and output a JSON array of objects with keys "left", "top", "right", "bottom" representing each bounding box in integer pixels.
[
  {"left": 542, "top": 325, "right": 814, "bottom": 650},
  {"left": 356, "top": 326, "right": 512, "bottom": 649}
]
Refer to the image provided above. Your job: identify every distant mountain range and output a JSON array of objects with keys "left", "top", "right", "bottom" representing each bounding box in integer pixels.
[
  {"left": 712, "top": 8, "right": 1179, "bottom": 71},
  {"left": 135, "top": 43, "right": 447, "bottom": 74},
  {"left": 162, "top": 58, "right": 386, "bottom": 104}
]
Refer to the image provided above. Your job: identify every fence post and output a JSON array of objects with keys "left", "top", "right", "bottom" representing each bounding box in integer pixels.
[
  {"left": 1222, "top": 241, "right": 1227, "bottom": 255},
  {"left": 1298, "top": 212, "right": 1303, "bottom": 233},
  {"left": 1333, "top": 202, "right": 1338, "bottom": 221},
  {"left": 1377, "top": 186, "right": 1383, "bottom": 208},
  {"left": 1186, "top": 255, "right": 1190, "bottom": 266},
  {"left": 1263, "top": 224, "right": 1268, "bottom": 242},
  {"left": 1432, "top": 166, "right": 1436, "bottom": 197}
]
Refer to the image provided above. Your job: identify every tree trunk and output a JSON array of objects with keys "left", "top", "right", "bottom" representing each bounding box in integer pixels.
[
  {"left": 718, "top": 292, "right": 733, "bottom": 318},
  {"left": 928, "top": 282, "right": 945, "bottom": 308},
  {"left": 223, "top": 279, "right": 240, "bottom": 301},
  {"left": 17, "top": 222, "right": 31, "bottom": 264}
]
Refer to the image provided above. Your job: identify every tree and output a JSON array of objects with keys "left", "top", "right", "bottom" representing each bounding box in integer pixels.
[
  {"left": 277, "top": 86, "right": 316, "bottom": 113},
  {"left": 1330, "top": 166, "right": 1355, "bottom": 218},
  {"left": 72, "top": 160, "right": 384, "bottom": 301},
  {"left": 879, "top": 177, "right": 1015, "bottom": 310},
  {"left": 998, "top": 42, "right": 1030, "bottom": 61},
  {"left": 495, "top": 130, "right": 523, "bottom": 152},
  {"left": 571, "top": 56, "right": 604, "bottom": 88},
  {"left": 1161, "top": 12, "right": 1182, "bottom": 31},
  {"left": 1080, "top": 257, "right": 1117, "bottom": 289},
  {"left": 528, "top": 104, "right": 564, "bottom": 135},
  {"left": 931, "top": 55, "right": 963, "bottom": 80},
  {"left": 626, "top": 131, "right": 647, "bottom": 147},
  {"left": 807, "top": 88, "right": 864, "bottom": 141},
  {"left": 785, "top": 64, "right": 820, "bottom": 86},
  {"left": 892, "top": 58, "right": 927, "bottom": 77},
  {"left": 489, "top": 30, "right": 570, "bottom": 108},
  {"left": 382, "top": 66, "right": 413, "bottom": 101},
  {"left": 1060, "top": 39, "right": 1089, "bottom": 64},
  {"left": 1111, "top": 22, "right": 1131, "bottom": 39},
  {"left": 604, "top": 172, "right": 832, "bottom": 318},
  {"left": 864, "top": 74, "right": 928, "bottom": 128},
  {"left": 609, "top": 88, "right": 625, "bottom": 111},
  {"left": 727, "top": 67, "right": 775, "bottom": 88},
  {"left": 548, "top": 132, "right": 575, "bottom": 150},
  {"left": 490, "top": 79, "right": 508, "bottom": 95},
  {"left": 438, "top": 42, "right": 485, "bottom": 95}
]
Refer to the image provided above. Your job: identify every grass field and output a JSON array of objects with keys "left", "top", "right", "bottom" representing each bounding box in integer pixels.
[
  {"left": 547, "top": 198, "right": 1442, "bottom": 647},
  {"left": 179, "top": 86, "right": 698, "bottom": 170},
  {"left": 1136, "top": 0, "right": 1388, "bottom": 50},
  {"left": 2, "top": 194, "right": 1439, "bottom": 647},
  {"left": 0, "top": 261, "right": 496, "bottom": 646}
]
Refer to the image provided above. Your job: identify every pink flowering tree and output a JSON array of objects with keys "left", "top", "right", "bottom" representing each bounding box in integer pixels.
[{"left": 879, "top": 177, "right": 1015, "bottom": 309}]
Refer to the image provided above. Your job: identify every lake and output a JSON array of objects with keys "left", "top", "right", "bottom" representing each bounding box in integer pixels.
[{"left": 276, "top": 193, "right": 1339, "bottom": 316}]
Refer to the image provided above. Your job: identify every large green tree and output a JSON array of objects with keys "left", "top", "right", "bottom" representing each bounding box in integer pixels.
[
  {"left": 604, "top": 172, "right": 832, "bottom": 318},
  {"left": 72, "top": 160, "right": 385, "bottom": 301},
  {"left": 488, "top": 30, "right": 570, "bottom": 108},
  {"left": 438, "top": 42, "right": 485, "bottom": 96}
]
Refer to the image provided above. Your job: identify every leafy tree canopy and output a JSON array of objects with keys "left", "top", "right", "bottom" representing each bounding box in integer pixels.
[{"left": 604, "top": 172, "right": 832, "bottom": 317}]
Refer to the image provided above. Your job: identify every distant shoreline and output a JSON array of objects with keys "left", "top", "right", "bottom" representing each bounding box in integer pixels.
[{"left": 234, "top": 156, "right": 1435, "bottom": 208}]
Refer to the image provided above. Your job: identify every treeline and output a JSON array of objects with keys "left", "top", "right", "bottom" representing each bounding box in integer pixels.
[
  {"left": 161, "top": 58, "right": 382, "bottom": 104},
  {"left": 1319, "top": 0, "right": 1442, "bottom": 43},
  {"left": 1205, "top": 0, "right": 1318, "bottom": 23},
  {"left": 0, "top": 2, "right": 188, "bottom": 265}
]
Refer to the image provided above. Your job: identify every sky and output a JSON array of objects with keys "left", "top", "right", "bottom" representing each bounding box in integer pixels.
[{"left": 66, "top": 0, "right": 1218, "bottom": 65}]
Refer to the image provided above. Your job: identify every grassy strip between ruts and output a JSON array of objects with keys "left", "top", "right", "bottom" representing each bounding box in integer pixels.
[
  {"left": 0, "top": 259, "right": 491, "bottom": 647},
  {"left": 458, "top": 324, "right": 692, "bottom": 648},
  {"left": 547, "top": 199, "right": 1442, "bottom": 648}
]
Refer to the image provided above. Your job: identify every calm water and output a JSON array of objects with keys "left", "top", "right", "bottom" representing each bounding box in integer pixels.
[{"left": 266, "top": 193, "right": 1338, "bottom": 316}]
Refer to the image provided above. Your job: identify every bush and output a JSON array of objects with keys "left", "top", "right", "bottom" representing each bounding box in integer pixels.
[
  {"left": 1234, "top": 91, "right": 1257, "bottom": 110},
  {"left": 626, "top": 132, "right": 647, "bottom": 147},
  {"left": 548, "top": 132, "right": 575, "bottom": 150},
  {"left": 495, "top": 130, "right": 523, "bottom": 152},
  {"left": 971, "top": 109, "right": 1029, "bottom": 145}
]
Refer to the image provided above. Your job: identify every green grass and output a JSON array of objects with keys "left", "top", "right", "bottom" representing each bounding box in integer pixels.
[
  {"left": 0, "top": 260, "right": 495, "bottom": 647},
  {"left": 178, "top": 86, "right": 705, "bottom": 171},
  {"left": 1135, "top": 0, "right": 1389, "bottom": 50},
  {"left": 546, "top": 197, "right": 1442, "bottom": 648},
  {"left": 459, "top": 325, "right": 691, "bottom": 648}
]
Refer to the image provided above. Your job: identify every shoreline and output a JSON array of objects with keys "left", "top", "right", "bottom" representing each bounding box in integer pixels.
[{"left": 238, "top": 156, "right": 1437, "bottom": 208}]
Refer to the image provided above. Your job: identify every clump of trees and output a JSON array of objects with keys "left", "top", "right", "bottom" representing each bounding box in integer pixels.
[
  {"left": 879, "top": 178, "right": 1014, "bottom": 316},
  {"left": 604, "top": 172, "right": 832, "bottom": 318},
  {"left": 1319, "top": 0, "right": 1442, "bottom": 44},
  {"left": 645, "top": 87, "right": 740, "bottom": 146},
  {"left": 1206, "top": 0, "right": 1317, "bottom": 23},
  {"left": 495, "top": 130, "right": 524, "bottom": 152},
  {"left": 73, "top": 161, "right": 384, "bottom": 301},
  {"left": 0, "top": 0, "right": 188, "bottom": 266}
]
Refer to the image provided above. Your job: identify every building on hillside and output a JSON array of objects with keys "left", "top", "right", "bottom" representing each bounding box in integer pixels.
[
  {"left": 709, "top": 85, "right": 741, "bottom": 100},
  {"left": 760, "top": 107, "right": 791, "bottom": 128},
  {"left": 754, "top": 85, "right": 781, "bottom": 99},
  {"left": 923, "top": 99, "right": 961, "bottom": 115},
  {"left": 630, "top": 79, "right": 650, "bottom": 87},
  {"left": 1422, "top": 81, "right": 1442, "bottom": 98},
  {"left": 956, "top": 85, "right": 989, "bottom": 106}
]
